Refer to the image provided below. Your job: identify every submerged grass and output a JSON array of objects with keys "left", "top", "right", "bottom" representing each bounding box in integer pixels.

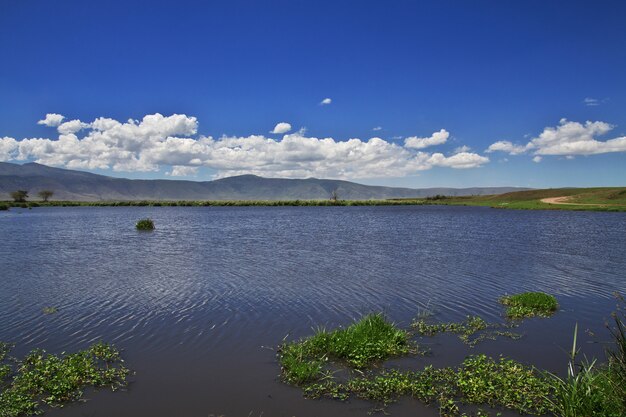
[
  {"left": 412, "top": 315, "right": 522, "bottom": 347},
  {"left": 279, "top": 314, "right": 412, "bottom": 385},
  {"left": 304, "top": 355, "right": 552, "bottom": 416},
  {"left": 0, "top": 342, "right": 129, "bottom": 417},
  {"left": 500, "top": 292, "right": 558, "bottom": 319}
]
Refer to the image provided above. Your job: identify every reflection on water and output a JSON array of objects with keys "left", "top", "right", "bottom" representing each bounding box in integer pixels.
[{"left": 0, "top": 206, "right": 625, "bottom": 416}]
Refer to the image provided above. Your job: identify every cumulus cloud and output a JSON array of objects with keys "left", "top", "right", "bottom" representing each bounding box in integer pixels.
[
  {"left": 167, "top": 165, "right": 199, "bottom": 177},
  {"left": 37, "top": 113, "right": 65, "bottom": 127},
  {"left": 0, "top": 137, "right": 18, "bottom": 161},
  {"left": 532, "top": 156, "right": 542, "bottom": 163},
  {"left": 486, "top": 141, "right": 529, "bottom": 155},
  {"left": 58, "top": 119, "right": 91, "bottom": 135},
  {"left": 404, "top": 129, "right": 449, "bottom": 149},
  {"left": 372, "top": 126, "right": 382, "bottom": 131},
  {"left": 320, "top": 98, "right": 332, "bottom": 105},
  {"left": 0, "top": 113, "right": 489, "bottom": 179},
  {"left": 454, "top": 145, "right": 471, "bottom": 154},
  {"left": 270, "top": 122, "right": 292, "bottom": 134},
  {"left": 486, "top": 118, "right": 626, "bottom": 158}
]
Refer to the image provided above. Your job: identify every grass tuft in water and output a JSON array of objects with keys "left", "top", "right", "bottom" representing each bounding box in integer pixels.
[
  {"left": 135, "top": 218, "right": 155, "bottom": 231},
  {"left": 544, "top": 322, "right": 626, "bottom": 417},
  {"left": 42, "top": 307, "right": 58, "bottom": 315},
  {"left": 499, "top": 292, "right": 558, "bottom": 319},
  {"left": 0, "top": 342, "right": 129, "bottom": 417},
  {"left": 279, "top": 313, "right": 412, "bottom": 384}
]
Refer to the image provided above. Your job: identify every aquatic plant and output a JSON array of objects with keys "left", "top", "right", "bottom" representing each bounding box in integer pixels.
[
  {"left": 499, "top": 292, "right": 558, "bottom": 319},
  {"left": 279, "top": 314, "right": 412, "bottom": 384},
  {"left": 302, "top": 355, "right": 552, "bottom": 416},
  {"left": 544, "top": 323, "right": 625, "bottom": 417},
  {"left": 0, "top": 342, "right": 129, "bottom": 417},
  {"left": 0, "top": 204, "right": 8, "bottom": 211},
  {"left": 42, "top": 306, "right": 58, "bottom": 315},
  {"left": 412, "top": 315, "right": 521, "bottom": 346},
  {"left": 135, "top": 218, "right": 155, "bottom": 231},
  {"left": 606, "top": 293, "right": 626, "bottom": 409}
]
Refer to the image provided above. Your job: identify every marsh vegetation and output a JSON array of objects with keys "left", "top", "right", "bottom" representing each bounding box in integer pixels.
[
  {"left": 278, "top": 293, "right": 626, "bottom": 417},
  {"left": 135, "top": 218, "right": 155, "bottom": 230},
  {"left": 0, "top": 342, "right": 129, "bottom": 417}
]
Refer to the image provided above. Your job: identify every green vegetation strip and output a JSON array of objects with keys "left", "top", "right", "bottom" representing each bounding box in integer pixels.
[
  {"left": 500, "top": 292, "right": 558, "bottom": 319},
  {"left": 304, "top": 355, "right": 551, "bottom": 416},
  {"left": 0, "top": 199, "right": 428, "bottom": 208},
  {"left": 0, "top": 342, "right": 129, "bottom": 417}
]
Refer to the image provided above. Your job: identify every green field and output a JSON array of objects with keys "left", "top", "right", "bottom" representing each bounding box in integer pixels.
[{"left": 424, "top": 187, "right": 626, "bottom": 212}]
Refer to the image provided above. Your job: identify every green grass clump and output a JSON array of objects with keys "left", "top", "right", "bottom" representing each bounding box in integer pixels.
[
  {"left": 0, "top": 342, "right": 129, "bottom": 417},
  {"left": 544, "top": 321, "right": 626, "bottom": 417},
  {"left": 500, "top": 292, "right": 558, "bottom": 319},
  {"left": 0, "top": 204, "right": 8, "bottom": 211},
  {"left": 135, "top": 218, "right": 155, "bottom": 231},
  {"left": 279, "top": 314, "right": 411, "bottom": 384}
]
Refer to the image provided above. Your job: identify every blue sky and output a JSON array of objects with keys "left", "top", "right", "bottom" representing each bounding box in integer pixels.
[{"left": 1, "top": 0, "right": 625, "bottom": 188}]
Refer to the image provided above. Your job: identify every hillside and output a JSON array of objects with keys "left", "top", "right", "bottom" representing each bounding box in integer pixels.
[
  {"left": 0, "top": 162, "right": 527, "bottom": 201},
  {"left": 434, "top": 187, "right": 626, "bottom": 211}
]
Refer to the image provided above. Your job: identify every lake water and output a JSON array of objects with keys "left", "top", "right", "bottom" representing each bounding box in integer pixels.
[{"left": 1, "top": 205, "right": 625, "bottom": 416}]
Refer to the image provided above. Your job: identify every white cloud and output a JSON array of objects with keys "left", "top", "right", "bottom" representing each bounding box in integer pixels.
[
  {"left": 372, "top": 126, "right": 382, "bottom": 131},
  {"left": 167, "top": 165, "right": 199, "bottom": 177},
  {"left": 584, "top": 97, "right": 600, "bottom": 106},
  {"left": 58, "top": 119, "right": 91, "bottom": 135},
  {"left": 320, "top": 98, "right": 332, "bottom": 105},
  {"left": 0, "top": 113, "right": 489, "bottom": 179},
  {"left": 0, "top": 137, "right": 18, "bottom": 161},
  {"left": 404, "top": 129, "right": 449, "bottom": 149},
  {"left": 532, "top": 156, "right": 542, "bottom": 163},
  {"left": 270, "top": 122, "right": 292, "bottom": 134},
  {"left": 37, "top": 113, "right": 65, "bottom": 127},
  {"left": 487, "top": 119, "right": 626, "bottom": 158},
  {"left": 454, "top": 145, "right": 471, "bottom": 154},
  {"left": 426, "top": 152, "right": 489, "bottom": 169},
  {"left": 486, "top": 141, "right": 529, "bottom": 155}
]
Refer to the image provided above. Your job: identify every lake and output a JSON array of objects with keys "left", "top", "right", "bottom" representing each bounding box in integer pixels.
[{"left": 1, "top": 205, "right": 625, "bottom": 416}]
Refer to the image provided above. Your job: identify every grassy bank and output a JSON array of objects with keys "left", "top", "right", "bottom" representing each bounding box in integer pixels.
[
  {"left": 419, "top": 187, "right": 626, "bottom": 212},
  {"left": 0, "top": 199, "right": 427, "bottom": 207},
  {"left": 1, "top": 187, "right": 625, "bottom": 211}
]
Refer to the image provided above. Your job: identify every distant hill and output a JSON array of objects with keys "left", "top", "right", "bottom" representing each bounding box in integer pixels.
[{"left": 0, "top": 162, "right": 529, "bottom": 201}]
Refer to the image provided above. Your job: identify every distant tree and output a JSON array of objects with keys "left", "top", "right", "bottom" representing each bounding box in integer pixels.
[
  {"left": 38, "top": 190, "right": 54, "bottom": 202},
  {"left": 10, "top": 190, "right": 28, "bottom": 202},
  {"left": 329, "top": 188, "right": 340, "bottom": 203}
]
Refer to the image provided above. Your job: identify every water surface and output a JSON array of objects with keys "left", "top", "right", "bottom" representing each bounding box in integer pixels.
[{"left": 1, "top": 206, "right": 625, "bottom": 416}]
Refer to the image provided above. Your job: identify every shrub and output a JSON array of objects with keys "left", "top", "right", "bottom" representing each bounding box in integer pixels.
[{"left": 135, "top": 218, "right": 155, "bottom": 231}]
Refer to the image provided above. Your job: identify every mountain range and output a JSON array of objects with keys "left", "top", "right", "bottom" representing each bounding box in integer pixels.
[{"left": 0, "top": 162, "right": 528, "bottom": 201}]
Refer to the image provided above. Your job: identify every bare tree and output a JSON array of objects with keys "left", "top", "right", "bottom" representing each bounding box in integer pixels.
[
  {"left": 329, "top": 188, "right": 340, "bottom": 203},
  {"left": 10, "top": 190, "right": 28, "bottom": 202},
  {"left": 38, "top": 190, "right": 54, "bottom": 202}
]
